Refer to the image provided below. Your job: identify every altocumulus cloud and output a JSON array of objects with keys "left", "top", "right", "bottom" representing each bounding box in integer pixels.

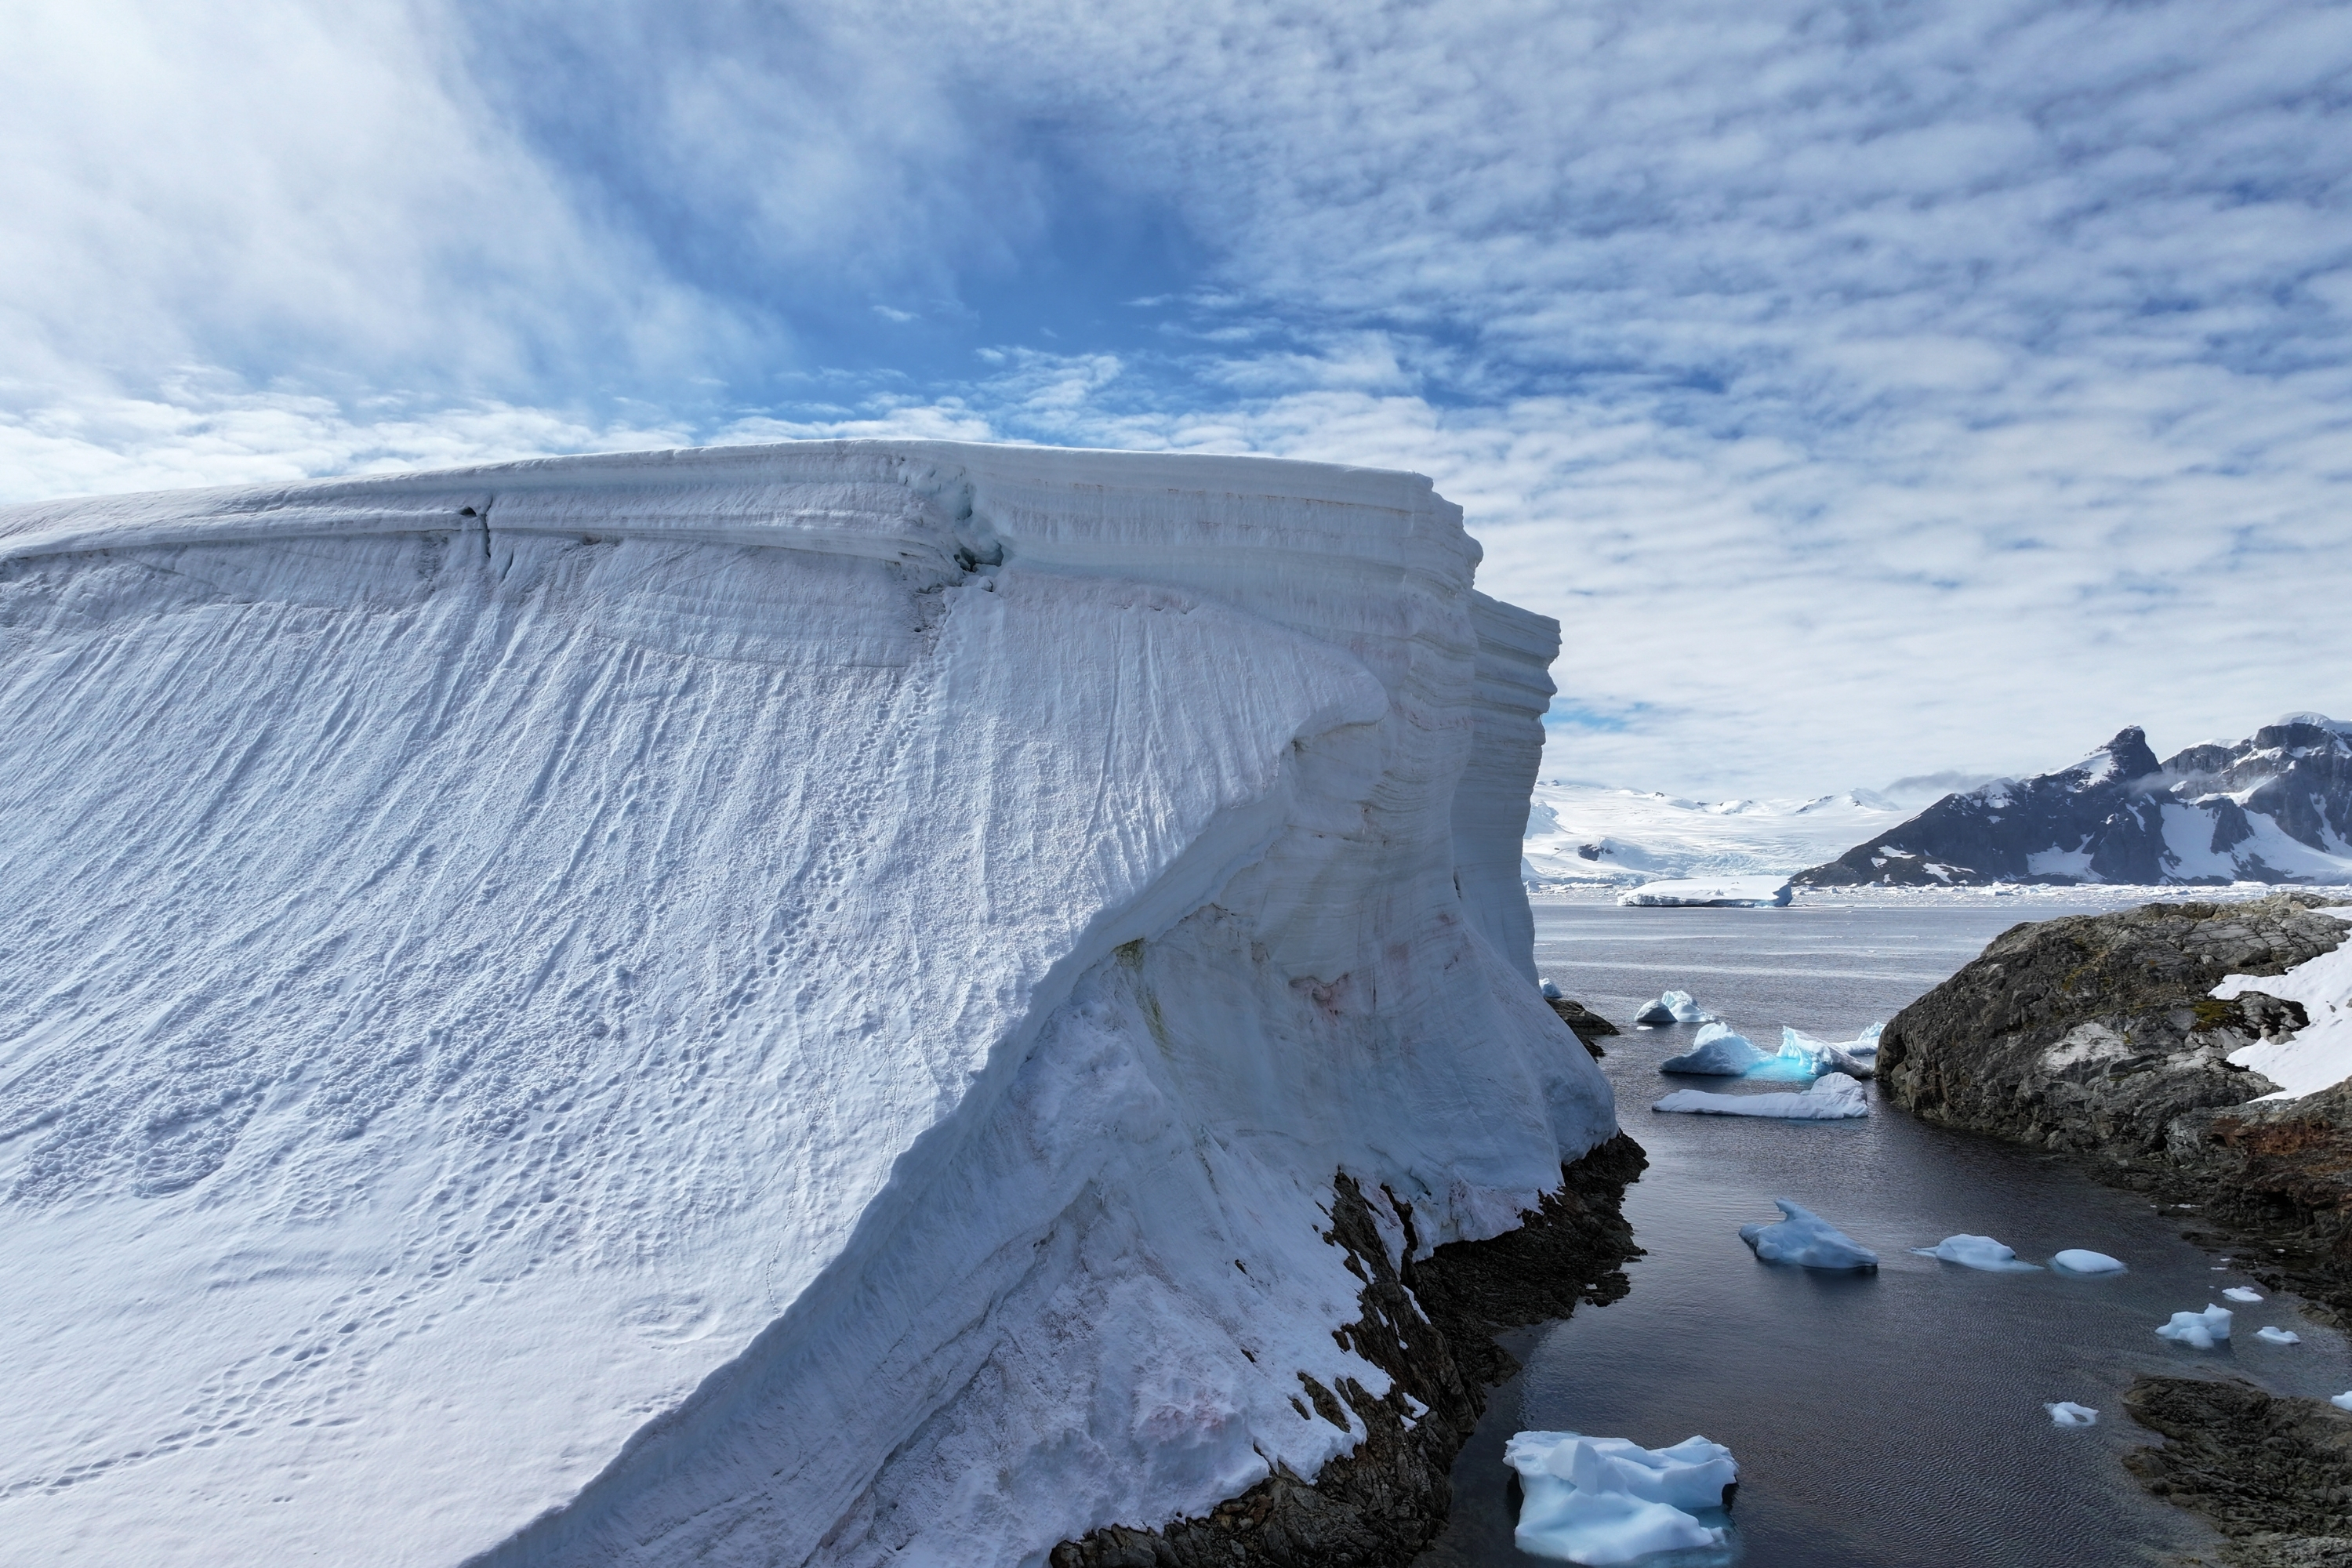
[{"left": 3, "top": 0, "right": 2349, "bottom": 794}]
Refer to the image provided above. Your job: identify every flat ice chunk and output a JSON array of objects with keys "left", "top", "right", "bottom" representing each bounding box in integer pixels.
[
  {"left": 1656, "top": 1073, "right": 1868, "bottom": 1120},
  {"left": 2333, "top": 1392, "right": 2352, "bottom": 1413},
  {"left": 2155, "top": 1305, "right": 2234, "bottom": 1349},
  {"left": 2223, "top": 1286, "right": 2264, "bottom": 1303},
  {"left": 1661, "top": 1022, "right": 1767, "bottom": 1075},
  {"left": 1635, "top": 989, "right": 1716, "bottom": 1025},
  {"left": 2045, "top": 1402, "right": 2099, "bottom": 1427},
  {"left": 2052, "top": 1250, "right": 2126, "bottom": 1275},
  {"left": 1739, "top": 1200, "right": 1878, "bottom": 1269},
  {"left": 1912, "top": 1235, "right": 2043, "bottom": 1272},
  {"left": 1618, "top": 874, "right": 1792, "bottom": 908},
  {"left": 2256, "top": 1327, "right": 2301, "bottom": 1345},
  {"left": 1504, "top": 1430, "right": 1737, "bottom": 1566}
]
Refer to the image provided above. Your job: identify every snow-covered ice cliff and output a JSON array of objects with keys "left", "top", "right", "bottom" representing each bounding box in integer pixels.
[{"left": 0, "top": 441, "right": 1612, "bottom": 1566}]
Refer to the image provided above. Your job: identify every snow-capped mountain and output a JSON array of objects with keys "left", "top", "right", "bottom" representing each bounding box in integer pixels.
[
  {"left": 1521, "top": 782, "right": 1911, "bottom": 885},
  {"left": 0, "top": 443, "right": 1610, "bottom": 1566},
  {"left": 1796, "top": 717, "right": 2352, "bottom": 887}
]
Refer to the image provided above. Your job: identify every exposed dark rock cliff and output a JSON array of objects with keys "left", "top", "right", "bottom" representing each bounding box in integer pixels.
[
  {"left": 1051, "top": 1133, "right": 1646, "bottom": 1568},
  {"left": 2122, "top": 1375, "right": 2352, "bottom": 1567},
  {"left": 1878, "top": 894, "right": 2352, "bottom": 1314},
  {"left": 1547, "top": 996, "right": 1619, "bottom": 1057},
  {"left": 1798, "top": 718, "right": 2352, "bottom": 887}
]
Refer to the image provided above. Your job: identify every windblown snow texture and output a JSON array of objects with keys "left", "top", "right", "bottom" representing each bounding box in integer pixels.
[
  {"left": 0, "top": 441, "right": 1613, "bottom": 1566},
  {"left": 1798, "top": 721, "right": 2352, "bottom": 887}
]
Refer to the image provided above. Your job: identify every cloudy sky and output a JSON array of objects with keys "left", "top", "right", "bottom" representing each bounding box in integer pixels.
[{"left": 6, "top": 0, "right": 2350, "bottom": 796}]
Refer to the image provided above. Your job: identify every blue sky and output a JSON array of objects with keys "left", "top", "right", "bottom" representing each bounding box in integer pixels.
[{"left": 5, "top": 0, "right": 2350, "bottom": 796}]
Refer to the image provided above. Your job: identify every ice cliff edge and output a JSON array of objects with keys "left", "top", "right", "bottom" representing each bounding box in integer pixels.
[{"left": 0, "top": 441, "right": 1612, "bottom": 1566}]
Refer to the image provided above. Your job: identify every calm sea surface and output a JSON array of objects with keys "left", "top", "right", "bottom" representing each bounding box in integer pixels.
[{"left": 1415, "top": 896, "right": 2352, "bottom": 1568}]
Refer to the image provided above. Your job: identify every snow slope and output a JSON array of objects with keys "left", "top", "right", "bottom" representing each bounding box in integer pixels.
[
  {"left": 0, "top": 441, "right": 1613, "bottom": 1566},
  {"left": 1522, "top": 783, "right": 1907, "bottom": 886}
]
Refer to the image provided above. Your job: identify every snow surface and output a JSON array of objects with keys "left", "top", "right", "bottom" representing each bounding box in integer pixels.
[
  {"left": 1655, "top": 1073, "right": 1869, "bottom": 1120},
  {"left": 1912, "top": 1236, "right": 2042, "bottom": 1272},
  {"left": 2223, "top": 1287, "right": 2267, "bottom": 1303},
  {"left": 2045, "top": 1402, "right": 2099, "bottom": 1428},
  {"left": 2212, "top": 909, "right": 2352, "bottom": 1098},
  {"left": 1658, "top": 1023, "right": 1766, "bottom": 1076},
  {"left": 1616, "top": 874, "right": 1792, "bottom": 907},
  {"left": 1739, "top": 1200, "right": 1878, "bottom": 1269},
  {"left": 1520, "top": 783, "right": 1907, "bottom": 888},
  {"left": 2052, "top": 1250, "right": 2127, "bottom": 1275},
  {"left": 0, "top": 441, "right": 1615, "bottom": 1566},
  {"left": 2256, "top": 1327, "right": 2302, "bottom": 1345},
  {"left": 1503, "top": 1431, "right": 1737, "bottom": 1566},
  {"left": 2156, "top": 1306, "right": 2235, "bottom": 1348}
]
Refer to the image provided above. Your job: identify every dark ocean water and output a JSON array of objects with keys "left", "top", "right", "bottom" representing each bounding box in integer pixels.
[{"left": 1415, "top": 897, "right": 2351, "bottom": 1568}]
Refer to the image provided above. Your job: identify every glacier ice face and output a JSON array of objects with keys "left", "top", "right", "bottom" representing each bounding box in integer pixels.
[
  {"left": 2156, "top": 1305, "right": 2234, "bottom": 1348},
  {"left": 1911, "top": 1235, "right": 2043, "bottom": 1272},
  {"left": 1503, "top": 1430, "right": 1737, "bottom": 1566},
  {"left": 1738, "top": 1200, "right": 1878, "bottom": 1269},
  {"left": 0, "top": 441, "right": 1611, "bottom": 1567},
  {"left": 1659, "top": 1022, "right": 1766, "bottom": 1075}
]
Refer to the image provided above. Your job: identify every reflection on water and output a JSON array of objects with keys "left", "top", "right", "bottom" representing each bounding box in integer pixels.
[{"left": 1417, "top": 898, "right": 2352, "bottom": 1568}]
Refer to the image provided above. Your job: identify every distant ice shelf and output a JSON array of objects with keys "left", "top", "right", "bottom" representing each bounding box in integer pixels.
[
  {"left": 1616, "top": 875, "right": 1792, "bottom": 908},
  {"left": 0, "top": 441, "right": 1613, "bottom": 1568}
]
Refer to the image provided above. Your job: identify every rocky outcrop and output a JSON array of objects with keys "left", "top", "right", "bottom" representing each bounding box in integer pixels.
[
  {"left": 1051, "top": 1134, "right": 1646, "bottom": 1568},
  {"left": 1797, "top": 718, "right": 2352, "bottom": 887},
  {"left": 2122, "top": 1375, "right": 2352, "bottom": 1567},
  {"left": 1547, "top": 997, "right": 1619, "bottom": 1057},
  {"left": 1879, "top": 895, "right": 2352, "bottom": 1312}
]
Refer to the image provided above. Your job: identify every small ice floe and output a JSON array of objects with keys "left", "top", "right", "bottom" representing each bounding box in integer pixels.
[
  {"left": 1740, "top": 1200, "right": 1878, "bottom": 1269},
  {"left": 2052, "top": 1250, "right": 2127, "bottom": 1275},
  {"left": 1655, "top": 1073, "right": 1868, "bottom": 1120},
  {"left": 2045, "top": 1402, "right": 2099, "bottom": 1428},
  {"left": 2333, "top": 1392, "right": 2352, "bottom": 1413},
  {"left": 1504, "top": 1429, "right": 1738, "bottom": 1566},
  {"left": 1748, "top": 1024, "right": 1885, "bottom": 1081},
  {"left": 2155, "top": 1305, "right": 2234, "bottom": 1349},
  {"left": 2256, "top": 1327, "right": 2301, "bottom": 1345},
  {"left": 1541, "top": 978, "right": 1564, "bottom": 1000},
  {"left": 2223, "top": 1286, "right": 2265, "bottom": 1304},
  {"left": 1660, "top": 1023, "right": 1766, "bottom": 1075},
  {"left": 1618, "top": 874, "right": 1791, "bottom": 908},
  {"left": 1911, "top": 1235, "right": 2043, "bottom": 1272},
  {"left": 1634, "top": 989, "right": 1715, "bottom": 1026}
]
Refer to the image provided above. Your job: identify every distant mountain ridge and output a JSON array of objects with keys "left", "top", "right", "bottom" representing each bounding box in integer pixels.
[{"left": 1796, "top": 717, "right": 2352, "bottom": 887}]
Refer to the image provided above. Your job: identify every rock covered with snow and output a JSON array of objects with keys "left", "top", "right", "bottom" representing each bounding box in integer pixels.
[
  {"left": 0, "top": 442, "right": 1613, "bottom": 1567},
  {"left": 1503, "top": 1430, "right": 1737, "bottom": 1566},
  {"left": 1912, "top": 1235, "right": 2043, "bottom": 1272},
  {"left": 1655, "top": 1073, "right": 1869, "bottom": 1120},
  {"left": 1617, "top": 874, "right": 1792, "bottom": 908},
  {"left": 2156, "top": 1305, "right": 2235, "bottom": 1348},
  {"left": 2212, "top": 908, "right": 2352, "bottom": 1098},
  {"left": 1658, "top": 1022, "right": 1766, "bottom": 1075},
  {"left": 1738, "top": 1200, "right": 1878, "bottom": 1269}
]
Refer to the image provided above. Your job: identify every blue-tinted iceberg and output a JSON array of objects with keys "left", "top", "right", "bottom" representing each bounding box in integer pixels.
[
  {"left": 1635, "top": 989, "right": 1715, "bottom": 1026},
  {"left": 1504, "top": 1430, "right": 1737, "bottom": 1566},
  {"left": 1912, "top": 1235, "right": 2043, "bottom": 1272},
  {"left": 2045, "top": 1402, "right": 2098, "bottom": 1427},
  {"left": 1656, "top": 1073, "right": 1868, "bottom": 1120},
  {"left": 2052, "top": 1250, "right": 2126, "bottom": 1275},
  {"left": 1739, "top": 1200, "right": 1878, "bottom": 1269},
  {"left": 2155, "top": 1305, "right": 2234, "bottom": 1348},
  {"left": 1745, "top": 1023, "right": 1883, "bottom": 1081},
  {"left": 1660, "top": 1022, "right": 1766, "bottom": 1075}
]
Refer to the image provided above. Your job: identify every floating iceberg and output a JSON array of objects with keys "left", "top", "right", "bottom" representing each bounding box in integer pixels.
[
  {"left": 2155, "top": 1305, "right": 2234, "bottom": 1348},
  {"left": 2334, "top": 1392, "right": 2352, "bottom": 1413},
  {"left": 1542, "top": 978, "right": 1565, "bottom": 1000},
  {"left": 1617, "top": 874, "right": 1793, "bottom": 908},
  {"left": 2223, "top": 1286, "right": 2265, "bottom": 1303},
  {"left": 1660, "top": 1022, "right": 1767, "bottom": 1075},
  {"left": 1634, "top": 989, "right": 1716, "bottom": 1025},
  {"left": 0, "top": 443, "right": 1615, "bottom": 1567},
  {"left": 1911, "top": 1235, "right": 2044, "bottom": 1272},
  {"left": 2045, "top": 1402, "right": 2099, "bottom": 1428},
  {"left": 1748, "top": 1023, "right": 1884, "bottom": 1080},
  {"left": 2256, "top": 1327, "right": 2301, "bottom": 1345},
  {"left": 2052, "top": 1250, "right": 2127, "bottom": 1275},
  {"left": 1739, "top": 1200, "right": 1878, "bottom": 1269},
  {"left": 1656, "top": 1073, "right": 1869, "bottom": 1120},
  {"left": 1504, "top": 1430, "right": 1737, "bottom": 1566}
]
